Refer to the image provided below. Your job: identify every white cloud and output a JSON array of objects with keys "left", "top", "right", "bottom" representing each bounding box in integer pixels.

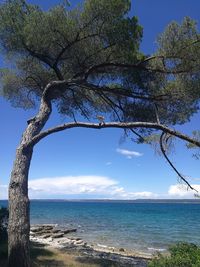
[
  {"left": 27, "top": 175, "right": 156, "bottom": 199},
  {"left": 116, "top": 148, "right": 143, "bottom": 159},
  {"left": 168, "top": 184, "right": 200, "bottom": 198},
  {"left": 1, "top": 176, "right": 156, "bottom": 200},
  {"left": 28, "top": 176, "right": 118, "bottom": 197},
  {"left": 0, "top": 184, "right": 8, "bottom": 199},
  {"left": 111, "top": 186, "right": 157, "bottom": 199},
  {"left": 3, "top": 179, "right": 199, "bottom": 200}
]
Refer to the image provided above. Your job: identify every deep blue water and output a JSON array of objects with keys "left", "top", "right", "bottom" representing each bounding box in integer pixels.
[{"left": 1, "top": 200, "right": 200, "bottom": 253}]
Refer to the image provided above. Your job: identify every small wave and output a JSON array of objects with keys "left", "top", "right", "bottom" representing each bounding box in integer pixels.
[{"left": 148, "top": 247, "right": 166, "bottom": 252}]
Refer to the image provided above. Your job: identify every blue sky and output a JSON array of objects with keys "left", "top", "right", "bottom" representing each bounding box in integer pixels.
[{"left": 0, "top": 0, "right": 199, "bottom": 199}]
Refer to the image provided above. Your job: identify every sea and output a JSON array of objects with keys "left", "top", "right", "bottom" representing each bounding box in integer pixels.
[{"left": 1, "top": 199, "right": 200, "bottom": 254}]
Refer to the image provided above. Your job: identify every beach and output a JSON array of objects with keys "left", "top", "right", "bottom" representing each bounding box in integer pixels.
[{"left": 30, "top": 224, "right": 151, "bottom": 267}]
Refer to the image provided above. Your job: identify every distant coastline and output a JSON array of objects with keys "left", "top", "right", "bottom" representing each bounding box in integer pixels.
[
  {"left": 1, "top": 198, "right": 200, "bottom": 204},
  {"left": 31, "top": 199, "right": 200, "bottom": 204}
]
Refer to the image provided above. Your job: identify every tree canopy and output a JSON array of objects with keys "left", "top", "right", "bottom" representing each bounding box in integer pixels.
[
  {"left": 0, "top": 0, "right": 142, "bottom": 116},
  {"left": 0, "top": 0, "right": 199, "bottom": 131}
]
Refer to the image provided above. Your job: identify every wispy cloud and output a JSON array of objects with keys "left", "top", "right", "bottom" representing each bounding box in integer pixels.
[
  {"left": 116, "top": 148, "right": 143, "bottom": 159},
  {"left": 106, "top": 162, "right": 112, "bottom": 166},
  {"left": 168, "top": 184, "right": 200, "bottom": 198}
]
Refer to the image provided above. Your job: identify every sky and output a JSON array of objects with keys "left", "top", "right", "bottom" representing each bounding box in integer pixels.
[{"left": 0, "top": 0, "right": 200, "bottom": 200}]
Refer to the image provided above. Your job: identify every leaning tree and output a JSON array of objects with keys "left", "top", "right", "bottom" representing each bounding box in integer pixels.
[{"left": 0, "top": 0, "right": 200, "bottom": 266}]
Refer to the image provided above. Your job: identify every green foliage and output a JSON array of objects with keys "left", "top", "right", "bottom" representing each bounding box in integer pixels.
[
  {"left": 186, "top": 131, "right": 200, "bottom": 159},
  {"left": 145, "top": 17, "right": 200, "bottom": 125},
  {"left": 0, "top": 0, "right": 142, "bottom": 118},
  {"left": 148, "top": 243, "right": 200, "bottom": 267},
  {"left": 0, "top": 1, "right": 199, "bottom": 127},
  {"left": 187, "top": 131, "right": 200, "bottom": 148}
]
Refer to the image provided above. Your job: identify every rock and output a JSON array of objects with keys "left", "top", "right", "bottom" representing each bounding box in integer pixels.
[
  {"left": 31, "top": 227, "right": 43, "bottom": 232},
  {"left": 36, "top": 230, "right": 52, "bottom": 236},
  {"left": 42, "top": 234, "right": 52, "bottom": 239},
  {"left": 75, "top": 240, "right": 84, "bottom": 245},
  {"left": 63, "top": 228, "right": 77, "bottom": 234},
  {"left": 52, "top": 233, "right": 64, "bottom": 238},
  {"left": 51, "top": 229, "right": 61, "bottom": 233},
  {"left": 42, "top": 225, "right": 54, "bottom": 230},
  {"left": 119, "top": 248, "right": 125, "bottom": 252},
  {"left": 74, "top": 237, "right": 82, "bottom": 241}
]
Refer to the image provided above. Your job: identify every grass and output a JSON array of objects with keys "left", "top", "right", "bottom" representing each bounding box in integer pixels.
[
  {"left": 1, "top": 241, "right": 117, "bottom": 267},
  {"left": 30, "top": 242, "right": 100, "bottom": 267}
]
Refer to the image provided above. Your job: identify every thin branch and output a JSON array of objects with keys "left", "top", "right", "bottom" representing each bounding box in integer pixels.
[
  {"left": 78, "top": 82, "right": 169, "bottom": 102},
  {"left": 73, "top": 43, "right": 116, "bottom": 79},
  {"left": 83, "top": 62, "right": 193, "bottom": 79},
  {"left": 23, "top": 43, "right": 64, "bottom": 80},
  {"left": 41, "top": 79, "right": 170, "bottom": 103},
  {"left": 96, "top": 92, "right": 122, "bottom": 121},
  {"left": 29, "top": 121, "right": 200, "bottom": 148},
  {"left": 154, "top": 103, "right": 160, "bottom": 124},
  {"left": 71, "top": 90, "right": 90, "bottom": 120},
  {"left": 129, "top": 128, "right": 145, "bottom": 142},
  {"left": 160, "top": 132, "right": 198, "bottom": 192},
  {"left": 53, "top": 33, "right": 100, "bottom": 67}
]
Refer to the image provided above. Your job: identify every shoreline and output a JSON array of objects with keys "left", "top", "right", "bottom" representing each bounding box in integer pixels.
[{"left": 30, "top": 224, "right": 153, "bottom": 266}]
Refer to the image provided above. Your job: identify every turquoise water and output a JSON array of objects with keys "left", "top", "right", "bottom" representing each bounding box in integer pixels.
[{"left": 1, "top": 200, "right": 200, "bottom": 253}]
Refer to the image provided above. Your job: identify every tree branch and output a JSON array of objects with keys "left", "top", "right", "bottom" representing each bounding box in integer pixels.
[
  {"left": 29, "top": 121, "right": 200, "bottom": 147},
  {"left": 40, "top": 79, "right": 170, "bottom": 103},
  {"left": 83, "top": 61, "right": 194, "bottom": 79},
  {"left": 77, "top": 82, "right": 170, "bottom": 102},
  {"left": 159, "top": 132, "right": 198, "bottom": 193}
]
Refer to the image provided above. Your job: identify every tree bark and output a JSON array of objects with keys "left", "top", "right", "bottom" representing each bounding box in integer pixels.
[
  {"left": 8, "top": 95, "right": 52, "bottom": 267},
  {"left": 8, "top": 145, "right": 33, "bottom": 267}
]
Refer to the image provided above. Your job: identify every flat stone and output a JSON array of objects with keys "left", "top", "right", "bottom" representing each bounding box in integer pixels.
[
  {"left": 42, "top": 234, "right": 52, "bottom": 239},
  {"left": 52, "top": 233, "right": 64, "bottom": 238},
  {"left": 51, "top": 229, "right": 61, "bottom": 233},
  {"left": 75, "top": 240, "right": 84, "bottom": 245},
  {"left": 31, "top": 227, "right": 43, "bottom": 232},
  {"left": 36, "top": 230, "right": 51, "bottom": 236},
  {"left": 74, "top": 237, "right": 82, "bottom": 241},
  {"left": 63, "top": 228, "right": 77, "bottom": 234},
  {"left": 42, "top": 226, "right": 54, "bottom": 230}
]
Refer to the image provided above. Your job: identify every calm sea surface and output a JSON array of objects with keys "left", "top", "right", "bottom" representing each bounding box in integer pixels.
[{"left": 1, "top": 200, "right": 200, "bottom": 253}]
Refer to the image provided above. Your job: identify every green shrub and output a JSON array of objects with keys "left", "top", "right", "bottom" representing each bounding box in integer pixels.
[
  {"left": 148, "top": 243, "right": 200, "bottom": 267},
  {"left": 0, "top": 207, "right": 8, "bottom": 240},
  {"left": 0, "top": 207, "right": 8, "bottom": 259}
]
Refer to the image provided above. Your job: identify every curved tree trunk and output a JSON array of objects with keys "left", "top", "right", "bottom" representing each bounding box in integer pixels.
[
  {"left": 8, "top": 96, "right": 52, "bottom": 267},
  {"left": 8, "top": 145, "right": 33, "bottom": 267}
]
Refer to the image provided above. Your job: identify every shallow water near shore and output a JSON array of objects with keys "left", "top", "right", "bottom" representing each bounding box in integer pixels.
[{"left": 1, "top": 200, "right": 200, "bottom": 254}]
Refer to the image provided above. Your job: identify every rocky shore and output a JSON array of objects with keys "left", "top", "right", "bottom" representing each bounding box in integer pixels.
[{"left": 30, "top": 224, "right": 151, "bottom": 266}]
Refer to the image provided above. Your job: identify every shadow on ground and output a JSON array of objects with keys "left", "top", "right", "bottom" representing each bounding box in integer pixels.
[
  {"left": 1, "top": 241, "right": 121, "bottom": 267},
  {"left": 76, "top": 256, "right": 122, "bottom": 267},
  {"left": 31, "top": 242, "right": 66, "bottom": 267}
]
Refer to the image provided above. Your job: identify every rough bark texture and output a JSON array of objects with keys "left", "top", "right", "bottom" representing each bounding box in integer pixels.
[
  {"left": 8, "top": 96, "right": 52, "bottom": 267},
  {"left": 8, "top": 146, "right": 33, "bottom": 267}
]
